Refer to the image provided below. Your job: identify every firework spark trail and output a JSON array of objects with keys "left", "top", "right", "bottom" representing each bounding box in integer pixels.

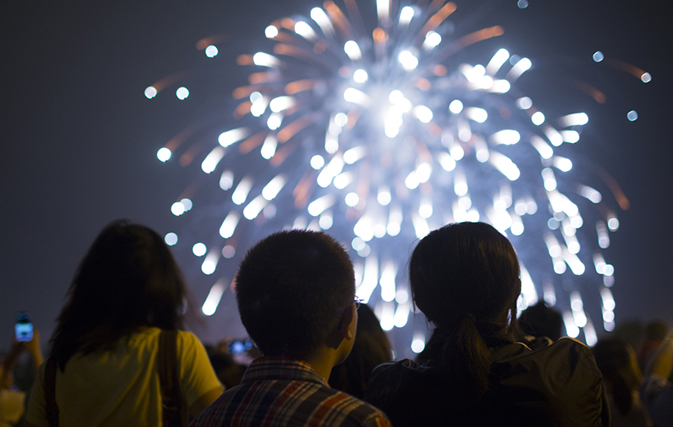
[{"left": 148, "top": 0, "right": 648, "bottom": 354}]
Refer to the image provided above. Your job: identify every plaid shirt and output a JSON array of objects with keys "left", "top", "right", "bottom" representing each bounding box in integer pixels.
[{"left": 190, "top": 356, "right": 392, "bottom": 427}]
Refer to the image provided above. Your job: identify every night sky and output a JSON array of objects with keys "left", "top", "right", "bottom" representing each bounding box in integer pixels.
[{"left": 1, "top": 0, "right": 671, "bottom": 353}]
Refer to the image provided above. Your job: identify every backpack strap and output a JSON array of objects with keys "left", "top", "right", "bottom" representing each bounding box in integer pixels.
[
  {"left": 44, "top": 357, "right": 60, "bottom": 427},
  {"left": 158, "top": 329, "right": 188, "bottom": 427}
]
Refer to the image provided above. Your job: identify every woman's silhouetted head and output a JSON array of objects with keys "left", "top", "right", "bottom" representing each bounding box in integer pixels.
[
  {"left": 51, "top": 220, "right": 189, "bottom": 369},
  {"left": 409, "top": 222, "right": 521, "bottom": 394}
]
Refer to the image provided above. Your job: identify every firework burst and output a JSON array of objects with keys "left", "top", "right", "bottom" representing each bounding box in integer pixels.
[{"left": 148, "top": 0, "right": 647, "bottom": 355}]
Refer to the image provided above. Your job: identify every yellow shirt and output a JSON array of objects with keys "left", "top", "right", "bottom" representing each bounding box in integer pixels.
[{"left": 26, "top": 328, "right": 221, "bottom": 427}]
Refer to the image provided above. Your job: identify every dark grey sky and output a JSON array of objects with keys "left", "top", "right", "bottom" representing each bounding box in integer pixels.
[{"left": 1, "top": 0, "right": 671, "bottom": 353}]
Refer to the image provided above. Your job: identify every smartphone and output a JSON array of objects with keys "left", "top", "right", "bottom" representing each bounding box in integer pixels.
[
  {"left": 227, "top": 339, "right": 252, "bottom": 354},
  {"left": 15, "top": 312, "right": 33, "bottom": 342}
]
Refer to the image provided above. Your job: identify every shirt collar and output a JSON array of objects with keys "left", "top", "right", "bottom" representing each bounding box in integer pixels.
[{"left": 241, "top": 356, "right": 329, "bottom": 387}]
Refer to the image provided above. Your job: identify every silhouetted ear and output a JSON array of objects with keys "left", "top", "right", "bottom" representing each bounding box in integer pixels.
[{"left": 340, "top": 304, "right": 357, "bottom": 342}]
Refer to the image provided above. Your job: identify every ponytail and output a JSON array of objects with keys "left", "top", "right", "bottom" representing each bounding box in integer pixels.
[{"left": 439, "top": 315, "right": 492, "bottom": 395}]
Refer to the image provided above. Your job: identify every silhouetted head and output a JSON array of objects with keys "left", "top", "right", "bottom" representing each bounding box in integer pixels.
[
  {"left": 235, "top": 230, "right": 355, "bottom": 359},
  {"left": 410, "top": 222, "right": 521, "bottom": 333},
  {"left": 329, "top": 304, "right": 392, "bottom": 398},
  {"left": 592, "top": 339, "right": 641, "bottom": 416},
  {"left": 51, "top": 220, "right": 188, "bottom": 368},
  {"left": 519, "top": 300, "right": 563, "bottom": 341}
]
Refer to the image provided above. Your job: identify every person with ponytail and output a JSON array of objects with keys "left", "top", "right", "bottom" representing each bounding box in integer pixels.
[{"left": 364, "top": 222, "right": 609, "bottom": 427}]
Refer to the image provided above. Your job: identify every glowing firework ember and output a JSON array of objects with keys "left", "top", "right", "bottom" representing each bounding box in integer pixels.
[{"left": 148, "top": 1, "right": 647, "bottom": 355}]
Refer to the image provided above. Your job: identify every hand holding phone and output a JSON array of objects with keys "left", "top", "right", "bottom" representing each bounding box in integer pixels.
[{"left": 15, "top": 312, "right": 33, "bottom": 342}]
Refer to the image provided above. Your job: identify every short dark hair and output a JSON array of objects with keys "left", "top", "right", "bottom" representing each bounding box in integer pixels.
[
  {"left": 519, "top": 300, "right": 563, "bottom": 341},
  {"left": 51, "top": 220, "right": 189, "bottom": 369},
  {"left": 235, "top": 230, "right": 355, "bottom": 358}
]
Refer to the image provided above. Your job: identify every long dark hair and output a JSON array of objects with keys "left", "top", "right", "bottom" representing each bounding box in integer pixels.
[
  {"left": 409, "top": 222, "right": 521, "bottom": 395},
  {"left": 50, "top": 220, "right": 189, "bottom": 370}
]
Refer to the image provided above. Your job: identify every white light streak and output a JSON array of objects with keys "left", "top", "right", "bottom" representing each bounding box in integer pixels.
[
  {"left": 269, "top": 96, "right": 295, "bottom": 113},
  {"left": 219, "top": 212, "right": 240, "bottom": 238},
  {"left": 489, "top": 152, "right": 520, "bottom": 181},
  {"left": 344, "top": 146, "right": 366, "bottom": 164},
  {"left": 413, "top": 105, "right": 434, "bottom": 123},
  {"left": 507, "top": 57, "right": 532, "bottom": 81},
  {"left": 253, "top": 52, "right": 280, "bottom": 68},
  {"left": 317, "top": 154, "right": 344, "bottom": 188},
  {"left": 398, "top": 50, "right": 419, "bottom": 70},
  {"left": 486, "top": 48, "right": 510, "bottom": 75},
  {"left": 219, "top": 128, "right": 250, "bottom": 147},
  {"left": 260, "top": 135, "right": 277, "bottom": 159},
  {"left": 319, "top": 211, "right": 333, "bottom": 230},
  {"left": 607, "top": 212, "right": 619, "bottom": 231},
  {"left": 398, "top": 6, "right": 414, "bottom": 26},
  {"left": 201, "top": 250, "right": 220, "bottom": 275},
  {"left": 411, "top": 331, "right": 426, "bottom": 353},
  {"left": 544, "top": 126, "right": 564, "bottom": 146},
  {"left": 597, "top": 221, "right": 610, "bottom": 249},
  {"left": 516, "top": 97, "right": 532, "bottom": 110},
  {"left": 232, "top": 176, "right": 253, "bottom": 205},
  {"left": 333, "top": 172, "right": 353, "bottom": 189},
  {"left": 561, "top": 130, "right": 580, "bottom": 143},
  {"left": 308, "top": 194, "right": 335, "bottom": 216},
  {"left": 376, "top": 0, "right": 390, "bottom": 24},
  {"left": 294, "top": 21, "right": 317, "bottom": 40},
  {"left": 344, "top": 40, "right": 362, "bottom": 61},
  {"left": 201, "top": 146, "right": 225, "bottom": 174},
  {"left": 412, "top": 214, "right": 430, "bottom": 238},
  {"left": 379, "top": 262, "right": 397, "bottom": 302},
  {"left": 422, "top": 31, "right": 442, "bottom": 50},
  {"left": 259, "top": 175, "right": 285, "bottom": 201},
  {"left": 380, "top": 302, "right": 395, "bottom": 331},
  {"left": 243, "top": 195, "right": 268, "bottom": 220},
  {"left": 553, "top": 156, "right": 573, "bottom": 172},
  {"left": 438, "top": 152, "right": 456, "bottom": 171},
  {"left": 584, "top": 320, "right": 597, "bottom": 346},
  {"left": 563, "top": 311, "right": 580, "bottom": 338},
  {"left": 357, "top": 255, "right": 379, "bottom": 303},
  {"left": 310, "top": 8, "right": 334, "bottom": 36},
  {"left": 541, "top": 168, "right": 557, "bottom": 191},
  {"left": 520, "top": 265, "right": 538, "bottom": 308},
  {"left": 465, "top": 107, "right": 488, "bottom": 123},
  {"left": 267, "top": 113, "right": 283, "bottom": 130},
  {"left": 558, "top": 113, "right": 589, "bottom": 127},
  {"left": 387, "top": 206, "right": 402, "bottom": 236},
  {"left": 219, "top": 170, "right": 234, "bottom": 191},
  {"left": 490, "top": 129, "right": 520, "bottom": 145},
  {"left": 202, "top": 281, "right": 225, "bottom": 316},
  {"left": 600, "top": 287, "right": 616, "bottom": 311},
  {"left": 344, "top": 87, "right": 370, "bottom": 106}
]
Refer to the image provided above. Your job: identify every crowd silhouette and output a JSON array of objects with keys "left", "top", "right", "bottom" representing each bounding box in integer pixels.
[{"left": 2, "top": 220, "right": 671, "bottom": 427}]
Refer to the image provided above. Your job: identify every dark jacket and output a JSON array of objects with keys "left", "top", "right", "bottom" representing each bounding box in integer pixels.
[{"left": 364, "top": 336, "right": 610, "bottom": 427}]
